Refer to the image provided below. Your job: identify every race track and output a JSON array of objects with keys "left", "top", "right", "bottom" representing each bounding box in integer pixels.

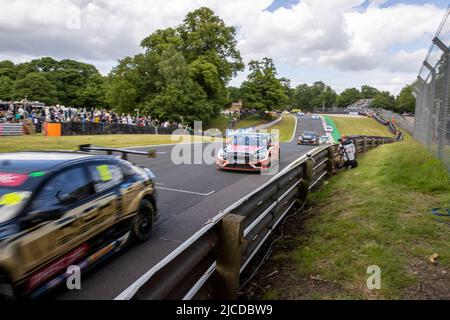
[{"left": 53, "top": 115, "right": 325, "bottom": 300}]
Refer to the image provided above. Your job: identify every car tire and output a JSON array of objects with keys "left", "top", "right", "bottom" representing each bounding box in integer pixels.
[
  {"left": 130, "top": 199, "right": 155, "bottom": 243},
  {"left": 0, "top": 272, "right": 15, "bottom": 300}
]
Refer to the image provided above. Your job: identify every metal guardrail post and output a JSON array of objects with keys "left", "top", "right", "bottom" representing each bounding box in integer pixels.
[
  {"left": 298, "top": 160, "right": 313, "bottom": 202},
  {"left": 213, "top": 214, "right": 245, "bottom": 300}
]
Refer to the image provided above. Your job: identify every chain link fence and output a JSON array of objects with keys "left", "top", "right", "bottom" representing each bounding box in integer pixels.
[{"left": 413, "top": 6, "right": 450, "bottom": 173}]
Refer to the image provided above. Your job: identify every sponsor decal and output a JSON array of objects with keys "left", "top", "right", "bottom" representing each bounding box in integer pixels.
[
  {"left": 27, "top": 244, "right": 89, "bottom": 292},
  {"left": 96, "top": 165, "right": 113, "bottom": 182},
  {"left": 0, "top": 192, "right": 25, "bottom": 206},
  {"left": 0, "top": 172, "right": 28, "bottom": 187}
]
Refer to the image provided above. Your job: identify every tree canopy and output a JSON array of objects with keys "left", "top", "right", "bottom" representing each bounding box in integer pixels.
[
  {"left": 0, "top": 57, "right": 106, "bottom": 108},
  {"left": 292, "top": 81, "right": 337, "bottom": 111},
  {"left": 395, "top": 85, "right": 415, "bottom": 114},
  {"left": 107, "top": 7, "right": 244, "bottom": 122},
  {"left": 240, "top": 58, "right": 289, "bottom": 112}
]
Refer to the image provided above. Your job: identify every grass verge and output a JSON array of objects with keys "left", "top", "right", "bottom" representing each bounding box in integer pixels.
[
  {"left": 266, "top": 115, "right": 296, "bottom": 143},
  {"left": 0, "top": 134, "right": 219, "bottom": 153},
  {"left": 247, "top": 129, "right": 450, "bottom": 300},
  {"left": 330, "top": 116, "right": 392, "bottom": 137}
]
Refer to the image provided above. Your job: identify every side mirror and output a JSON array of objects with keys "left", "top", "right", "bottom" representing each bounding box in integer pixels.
[{"left": 23, "top": 207, "right": 64, "bottom": 225}]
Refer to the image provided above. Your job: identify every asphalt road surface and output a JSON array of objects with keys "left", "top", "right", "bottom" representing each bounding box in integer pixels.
[{"left": 53, "top": 115, "right": 325, "bottom": 300}]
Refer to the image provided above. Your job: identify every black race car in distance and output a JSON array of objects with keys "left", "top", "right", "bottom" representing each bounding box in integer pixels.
[{"left": 297, "top": 131, "right": 320, "bottom": 145}]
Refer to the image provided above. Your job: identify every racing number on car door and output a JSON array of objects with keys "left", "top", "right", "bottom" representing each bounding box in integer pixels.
[{"left": 16, "top": 167, "right": 93, "bottom": 279}]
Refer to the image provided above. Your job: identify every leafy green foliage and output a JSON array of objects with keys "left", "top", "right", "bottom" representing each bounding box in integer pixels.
[
  {"left": 395, "top": 85, "right": 415, "bottom": 114},
  {"left": 0, "top": 76, "right": 14, "bottom": 100},
  {"left": 371, "top": 91, "right": 396, "bottom": 110},
  {"left": 292, "top": 81, "right": 337, "bottom": 111},
  {"left": 0, "top": 57, "right": 105, "bottom": 106},
  {"left": 107, "top": 7, "right": 244, "bottom": 123},
  {"left": 336, "top": 87, "right": 361, "bottom": 108},
  {"left": 240, "top": 58, "right": 289, "bottom": 111},
  {"left": 13, "top": 73, "right": 58, "bottom": 105}
]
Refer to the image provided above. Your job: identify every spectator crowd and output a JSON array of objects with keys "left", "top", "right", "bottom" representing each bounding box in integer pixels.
[{"left": 0, "top": 102, "right": 189, "bottom": 132}]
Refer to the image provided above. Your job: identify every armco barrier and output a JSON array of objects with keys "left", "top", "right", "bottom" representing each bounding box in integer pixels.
[
  {"left": 115, "top": 134, "right": 398, "bottom": 301},
  {"left": 0, "top": 123, "right": 23, "bottom": 136}
]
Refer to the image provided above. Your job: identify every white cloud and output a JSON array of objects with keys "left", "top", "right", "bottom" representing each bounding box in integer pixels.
[{"left": 0, "top": 0, "right": 446, "bottom": 94}]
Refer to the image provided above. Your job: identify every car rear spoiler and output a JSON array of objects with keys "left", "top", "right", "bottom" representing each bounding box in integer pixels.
[{"left": 79, "top": 144, "right": 157, "bottom": 161}]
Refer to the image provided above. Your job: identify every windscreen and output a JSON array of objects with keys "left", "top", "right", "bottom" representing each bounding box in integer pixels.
[{"left": 231, "top": 135, "right": 268, "bottom": 147}]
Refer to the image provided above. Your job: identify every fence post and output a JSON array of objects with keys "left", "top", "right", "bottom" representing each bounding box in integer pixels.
[
  {"left": 354, "top": 138, "right": 360, "bottom": 159},
  {"left": 371, "top": 137, "right": 376, "bottom": 149},
  {"left": 363, "top": 137, "right": 368, "bottom": 153},
  {"left": 213, "top": 214, "right": 245, "bottom": 300},
  {"left": 326, "top": 145, "right": 335, "bottom": 177},
  {"left": 298, "top": 159, "right": 313, "bottom": 202}
]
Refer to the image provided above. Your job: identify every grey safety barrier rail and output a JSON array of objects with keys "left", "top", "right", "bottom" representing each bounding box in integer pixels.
[
  {"left": 115, "top": 135, "right": 399, "bottom": 301},
  {"left": 0, "top": 123, "right": 23, "bottom": 136}
]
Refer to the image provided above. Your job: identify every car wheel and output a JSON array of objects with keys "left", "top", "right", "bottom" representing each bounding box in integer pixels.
[
  {"left": 130, "top": 199, "right": 155, "bottom": 243},
  {"left": 0, "top": 272, "right": 15, "bottom": 300}
]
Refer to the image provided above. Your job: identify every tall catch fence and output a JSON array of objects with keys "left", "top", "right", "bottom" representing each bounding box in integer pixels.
[{"left": 414, "top": 6, "right": 450, "bottom": 172}]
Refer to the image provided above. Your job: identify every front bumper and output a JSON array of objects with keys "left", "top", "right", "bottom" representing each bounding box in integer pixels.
[
  {"left": 298, "top": 140, "right": 319, "bottom": 145},
  {"left": 216, "top": 157, "right": 272, "bottom": 171}
]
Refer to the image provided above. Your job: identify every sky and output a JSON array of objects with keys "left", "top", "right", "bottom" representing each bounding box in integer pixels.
[{"left": 0, "top": 0, "right": 448, "bottom": 95}]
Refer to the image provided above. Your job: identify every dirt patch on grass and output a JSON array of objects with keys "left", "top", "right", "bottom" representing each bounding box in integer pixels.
[
  {"left": 403, "top": 259, "right": 450, "bottom": 300},
  {"left": 241, "top": 206, "right": 346, "bottom": 300}
]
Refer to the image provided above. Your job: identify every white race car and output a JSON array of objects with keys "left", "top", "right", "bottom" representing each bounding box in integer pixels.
[{"left": 216, "top": 133, "right": 280, "bottom": 171}]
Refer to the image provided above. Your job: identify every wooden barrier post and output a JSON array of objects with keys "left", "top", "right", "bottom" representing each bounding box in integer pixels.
[
  {"left": 298, "top": 159, "right": 313, "bottom": 202},
  {"left": 326, "top": 145, "right": 335, "bottom": 177},
  {"left": 363, "top": 137, "right": 368, "bottom": 153},
  {"left": 354, "top": 138, "right": 360, "bottom": 159},
  {"left": 213, "top": 214, "right": 245, "bottom": 300},
  {"left": 371, "top": 137, "right": 376, "bottom": 149}
]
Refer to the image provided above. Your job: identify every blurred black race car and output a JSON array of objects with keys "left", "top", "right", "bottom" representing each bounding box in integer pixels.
[{"left": 0, "top": 145, "right": 157, "bottom": 299}]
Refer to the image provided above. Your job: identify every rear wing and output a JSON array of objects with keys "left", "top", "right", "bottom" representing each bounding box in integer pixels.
[{"left": 79, "top": 144, "right": 157, "bottom": 161}]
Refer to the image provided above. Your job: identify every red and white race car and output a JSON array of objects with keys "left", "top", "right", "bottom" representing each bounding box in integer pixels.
[{"left": 216, "top": 133, "right": 280, "bottom": 171}]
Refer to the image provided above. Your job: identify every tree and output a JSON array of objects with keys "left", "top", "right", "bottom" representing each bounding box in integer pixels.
[
  {"left": 240, "top": 58, "right": 289, "bottom": 112},
  {"left": 13, "top": 73, "right": 58, "bottom": 105},
  {"left": 5, "top": 57, "right": 105, "bottom": 107},
  {"left": 105, "top": 79, "right": 137, "bottom": 114},
  {"left": 177, "top": 7, "right": 244, "bottom": 83},
  {"left": 108, "top": 7, "right": 244, "bottom": 123},
  {"left": 293, "top": 84, "right": 313, "bottom": 110},
  {"left": 336, "top": 88, "right": 361, "bottom": 108},
  {"left": 76, "top": 74, "right": 107, "bottom": 108},
  {"left": 227, "top": 86, "right": 241, "bottom": 103},
  {"left": 361, "top": 85, "right": 379, "bottom": 99},
  {"left": 0, "top": 76, "right": 14, "bottom": 100},
  {"left": 280, "top": 77, "right": 294, "bottom": 109},
  {"left": 291, "top": 82, "right": 337, "bottom": 111},
  {"left": 396, "top": 85, "right": 415, "bottom": 114},
  {"left": 0, "top": 61, "right": 17, "bottom": 80},
  {"left": 372, "top": 91, "right": 395, "bottom": 110}
]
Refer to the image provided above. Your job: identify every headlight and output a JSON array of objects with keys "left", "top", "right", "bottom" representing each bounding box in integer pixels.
[
  {"left": 218, "top": 149, "right": 227, "bottom": 159},
  {"left": 255, "top": 149, "right": 267, "bottom": 158}
]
